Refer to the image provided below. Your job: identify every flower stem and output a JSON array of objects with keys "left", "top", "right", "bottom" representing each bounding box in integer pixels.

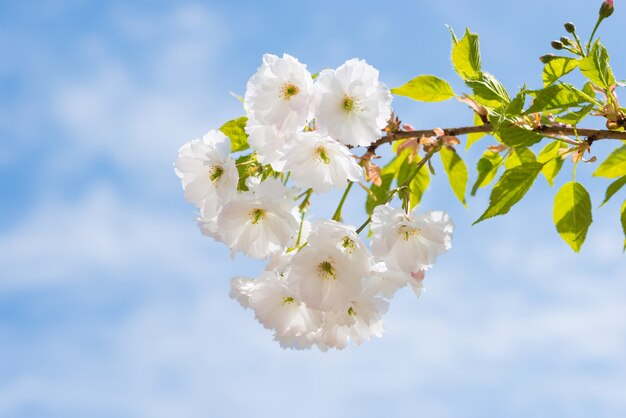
[
  {"left": 355, "top": 146, "right": 439, "bottom": 235},
  {"left": 295, "top": 209, "right": 307, "bottom": 247},
  {"left": 586, "top": 16, "right": 603, "bottom": 54},
  {"left": 332, "top": 182, "right": 353, "bottom": 222},
  {"left": 399, "top": 146, "right": 439, "bottom": 189}
]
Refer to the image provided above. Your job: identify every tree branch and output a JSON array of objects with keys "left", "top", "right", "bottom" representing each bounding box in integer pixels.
[{"left": 370, "top": 123, "right": 626, "bottom": 151}]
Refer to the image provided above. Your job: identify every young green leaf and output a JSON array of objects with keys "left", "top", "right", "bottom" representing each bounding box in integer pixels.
[
  {"left": 366, "top": 149, "right": 414, "bottom": 214},
  {"left": 538, "top": 141, "right": 567, "bottom": 186},
  {"left": 452, "top": 29, "right": 481, "bottom": 81},
  {"left": 235, "top": 153, "right": 259, "bottom": 191},
  {"left": 600, "top": 175, "right": 626, "bottom": 206},
  {"left": 399, "top": 154, "right": 431, "bottom": 209},
  {"left": 504, "top": 88, "right": 527, "bottom": 116},
  {"left": 525, "top": 83, "right": 594, "bottom": 114},
  {"left": 471, "top": 150, "right": 503, "bottom": 196},
  {"left": 391, "top": 75, "right": 455, "bottom": 102},
  {"left": 220, "top": 117, "right": 249, "bottom": 152},
  {"left": 556, "top": 104, "right": 595, "bottom": 125},
  {"left": 366, "top": 172, "right": 394, "bottom": 215},
  {"left": 542, "top": 57, "right": 579, "bottom": 86},
  {"left": 505, "top": 147, "right": 537, "bottom": 170},
  {"left": 579, "top": 41, "right": 615, "bottom": 89},
  {"left": 440, "top": 147, "right": 468, "bottom": 206},
  {"left": 496, "top": 123, "right": 543, "bottom": 148},
  {"left": 466, "top": 73, "right": 510, "bottom": 108},
  {"left": 474, "top": 162, "right": 543, "bottom": 224},
  {"left": 466, "top": 113, "right": 487, "bottom": 150},
  {"left": 553, "top": 181, "right": 593, "bottom": 252},
  {"left": 593, "top": 145, "right": 626, "bottom": 178}
]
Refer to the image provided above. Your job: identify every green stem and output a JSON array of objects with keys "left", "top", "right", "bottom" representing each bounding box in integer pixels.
[
  {"left": 399, "top": 146, "right": 440, "bottom": 189},
  {"left": 295, "top": 188, "right": 313, "bottom": 201},
  {"left": 283, "top": 171, "right": 291, "bottom": 186},
  {"left": 295, "top": 209, "right": 307, "bottom": 247},
  {"left": 331, "top": 182, "right": 353, "bottom": 222},
  {"left": 586, "top": 16, "right": 603, "bottom": 54},
  {"left": 355, "top": 146, "right": 440, "bottom": 235},
  {"left": 572, "top": 32, "right": 585, "bottom": 57}
]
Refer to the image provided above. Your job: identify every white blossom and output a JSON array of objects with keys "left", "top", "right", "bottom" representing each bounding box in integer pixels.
[
  {"left": 174, "top": 130, "right": 238, "bottom": 207},
  {"left": 288, "top": 220, "right": 370, "bottom": 311},
  {"left": 244, "top": 53, "right": 313, "bottom": 133},
  {"left": 370, "top": 204, "right": 453, "bottom": 275},
  {"left": 218, "top": 180, "right": 299, "bottom": 259},
  {"left": 247, "top": 271, "right": 322, "bottom": 339},
  {"left": 316, "top": 291, "right": 389, "bottom": 350},
  {"left": 314, "top": 59, "right": 392, "bottom": 147},
  {"left": 245, "top": 122, "right": 293, "bottom": 171},
  {"left": 229, "top": 277, "right": 257, "bottom": 309},
  {"left": 283, "top": 132, "right": 362, "bottom": 193}
]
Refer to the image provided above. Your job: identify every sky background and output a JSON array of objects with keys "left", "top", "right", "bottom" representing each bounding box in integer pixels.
[{"left": 1, "top": 1, "right": 625, "bottom": 417}]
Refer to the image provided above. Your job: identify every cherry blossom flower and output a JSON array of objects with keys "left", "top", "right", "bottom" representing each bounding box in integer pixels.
[
  {"left": 283, "top": 132, "right": 362, "bottom": 193},
  {"left": 314, "top": 59, "right": 392, "bottom": 147},
  {"left": 244, "top": 53, "right": 313, "bottom": 133}
]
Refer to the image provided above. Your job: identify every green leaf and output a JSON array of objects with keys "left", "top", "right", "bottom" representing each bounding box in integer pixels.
[
  {"left": 505, "top": 147, "right": 536, "bottom": 169},
  {"left": 525, "top": 83, "right": 594, "bottom": 114},
  {"left": 440, "top": 147, "right": 468, "bottom": 206},
  {"left": 391, "top": 75, "right": 455, "bottom": 102},
  {"left": 553, "top": 181, "right": 593, "bottom": 252},
  {"left": 466, "top": 72, "right": 510, "bottom": 108},
  {"left": 505, "top": 88, "right": 526, "bottom": 116},
  {"left": 556, "top": 104, "right": 595, "bottom": 125},
  {"left": 621, "top": 200, "right": 626, "bottom": 251},
  {"left": 579, "top": 41, "right": 615, "bottom": 89},
  {"left": 220, "top": 117, "right": 249, "bottom": 152},
  {"left": 542, "top": 57, "right": 579, "bottom": 86},
  {"left": 452, "top": 29, "right": 481, "bottom": 81},
  {"left": 366, "top": 149, "right": 412, "bottom": 214},
  {"left": 582, "top": 82, "right": 596, "bottom": 98},
  {"left": 446, "top": 25, "right": 459, "bottom": 44},
  {"left": 537, "top": 141, "right": 566, "bottom": 186},
  {"left": 496, "top": 123, "right": 543, "bottom": 148},
  {"left": 466, "top": 113, "right": 487, "bottom": 150},
  {"left": 474, "top": 162, "right": 543, "bottom": 224},
  {"left": 471, "top": 150, "right": 503, "bottom": 196},
  {"left": 601, "top": 175, "right": 626, "bottom": 206},
  {"left": 235, "top": 153, "right": 259, "bottom": 191},
  {"left": 366, "top": 172, "right": 394, "bottom": 215},
  {"left": 593, "top": 145, "right": 626, "bottom": 178}
]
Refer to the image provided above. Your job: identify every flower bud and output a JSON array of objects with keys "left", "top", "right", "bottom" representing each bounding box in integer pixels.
[
  {"left": 560, "top": 36, "right": 572, "bottom": 46},
  {"left": 540, "top": 54, "right": 557, "bottom": 64},
  {"left": 564, "top": 22, "right": 576, "bottom": 33},
  {"left": 599, "top": 0, "right": 614, "bottom": 19},
  {"left": 551, "top": 40, "right": 564, "bottom": 50}
]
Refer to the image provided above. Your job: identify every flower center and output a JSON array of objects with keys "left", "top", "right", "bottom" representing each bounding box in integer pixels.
[
  {"left": 398, "top": 224, "right": 421, "bottom": 241},
  {"left": 209, "top": 165, "right": 224, "bottom": 182},
  {"left": 341, "top": 236, "right": 356, "bottom": 253},
  {"left": 318, "top": 260, "right": 337, "bottom": 280},
  {"left": 347, "top": 306, "right": 356, "bottom": 316},
  {"left": 282, "top": 296, "right": 296, "bottom": 305},
  {"left": 249, "top": 208, "right": 266, "bottom": 224},
  {"left": 280, "top": 82, "right": 300, "bottom": 100},
  {"left": 314, "top": 146, "right": 331, "bottom": 164},
  {"left": 342, "top": 95, "right": 357, "bottom": 113}
]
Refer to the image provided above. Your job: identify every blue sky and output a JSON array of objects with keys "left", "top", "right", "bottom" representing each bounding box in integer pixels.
[{"left": 1, "top": 1, "right": 625, "bottom": 417}]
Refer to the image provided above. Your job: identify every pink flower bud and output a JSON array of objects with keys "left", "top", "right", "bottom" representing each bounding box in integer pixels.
[{"left": 600, "top": 0, "right": 614, "bottom": 19}]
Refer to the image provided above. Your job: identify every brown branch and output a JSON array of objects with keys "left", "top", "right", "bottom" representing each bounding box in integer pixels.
[{"left": 371, "top": 123, "right": 626, "bottom": 151}]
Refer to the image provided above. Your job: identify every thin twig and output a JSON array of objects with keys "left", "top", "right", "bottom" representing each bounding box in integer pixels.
[{"left": 370, "top": 123, "right": 626, "bottom": 151}]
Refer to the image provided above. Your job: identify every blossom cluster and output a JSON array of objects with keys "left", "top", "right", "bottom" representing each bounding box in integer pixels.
[{"left": 175, "top": 54, "right": 454, "bottom": 350}]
